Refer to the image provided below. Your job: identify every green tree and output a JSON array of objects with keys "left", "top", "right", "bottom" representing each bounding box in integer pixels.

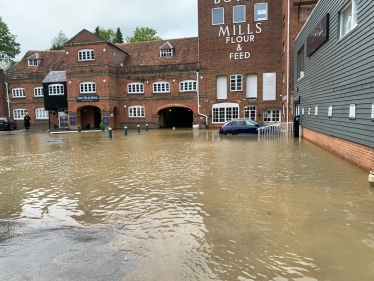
[
  {"left": 0, "top": 17, "right": 21, "bottom": 70},
  {"left": 114, "top": 27, "right": 124, "bottom": 43},
  {"left": 94, "top": 26, "right": 100, "bottom": 36},
  {"left": 126, "top": 27, "right": 161, "bottom": 43},
  {"left": 94, "top": 26, "right": 116, "bottom": 43},
  {"left": 50, "top": 30, "right": 69, "bottom": 50}
]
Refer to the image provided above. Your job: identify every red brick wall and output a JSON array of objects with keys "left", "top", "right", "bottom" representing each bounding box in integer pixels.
[
  {"left": 0, "top": 70, "right": 6, "bottom": 116},
  {"left": 303, "top": 127, "right": 374, "bottom": 172}
]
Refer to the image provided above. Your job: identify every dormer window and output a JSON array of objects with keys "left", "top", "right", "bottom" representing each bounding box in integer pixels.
[
  {"left": 159, "top": 42, "right": 174, "bottom": 58},
  {"left": 78, "top": 49, "right": 95, "bottom": 61},
  {"left": 28, "top": 59, "right": 40, "bottom": 66}
]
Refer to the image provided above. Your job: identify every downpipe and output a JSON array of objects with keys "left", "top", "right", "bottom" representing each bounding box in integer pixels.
[
  {"left": 196, "top": 72, "right": 208, "bottom": 125},
  {"left": 5, "top": 82, "right": 10, "bottom": 117}
]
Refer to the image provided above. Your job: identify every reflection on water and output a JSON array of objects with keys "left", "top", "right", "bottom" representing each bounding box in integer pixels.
[{"left": 0, "top": 129, "right": 373, "bottom": 280}]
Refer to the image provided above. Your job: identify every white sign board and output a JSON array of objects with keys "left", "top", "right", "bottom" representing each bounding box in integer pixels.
[
  {"left": 349, "top": 104, "right": 356, "bottom": 120},
  {"left": 263, "top": 73, "right": 276, "bottom": 101},
  {"left": 371, "top": 103, "right": 374, "bottom": 120}
]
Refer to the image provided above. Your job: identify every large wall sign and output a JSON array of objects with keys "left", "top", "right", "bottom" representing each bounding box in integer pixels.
[
  {"left": 307, "top": 13, "right": 329, "bottom": 57},
  {"left": 76, "top": 95, "right": 99, "bottom": 102},
  {"left": 263, "top": 73, "right": 276, "bottom": 101}
]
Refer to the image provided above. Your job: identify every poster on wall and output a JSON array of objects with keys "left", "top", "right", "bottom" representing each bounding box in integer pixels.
[
  {"left": 263, "top": 73, "right": 276, "bottom": 101},
  {"left": 69, "top": 114, "right": 76, "bottom": 125},
  {"left": 103, "top": 115, "right": 109, "bottom": 126}
]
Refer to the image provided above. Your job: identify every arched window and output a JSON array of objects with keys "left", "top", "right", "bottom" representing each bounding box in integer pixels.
[
  {"left": 78, "top": 49, "right": 95, "bottom": 61},
  {"left": 12, "top": 88, "right": 25, "bottom": 98},
  {"left": 13, "top": 108, "right": 27, "bottom": 120},
  {"left": 128, "top": 82, "right": 144, "bottom": 94},
  {"left": 80, "top": 82, "right": 96, "bottom": 94},
  {"left": 128, "top": 106, "right": 145, "bottom": 118},
  {"left": 212, "top": 103, "right": 239, "bottom": 123},
  {"left": 49, "top": 84, "right": 64, "bottom": 95},
  {"left": 179, "top": 80, "right": 197, "bottom": 92},
  {"left": 35, "top": 108, "right": 49, "bottom": 120}
]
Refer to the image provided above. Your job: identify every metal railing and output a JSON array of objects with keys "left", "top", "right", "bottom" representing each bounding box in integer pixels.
[{"left": 257, "top": 122, "right": 294, "bottom": 140}]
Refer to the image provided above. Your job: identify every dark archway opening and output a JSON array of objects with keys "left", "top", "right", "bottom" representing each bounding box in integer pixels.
[
  {"left": 159, "top": 107, "right": 193, "bottom": 128},
  {"left": 80, "top": 106, "right": 101, "bottom": 129}
]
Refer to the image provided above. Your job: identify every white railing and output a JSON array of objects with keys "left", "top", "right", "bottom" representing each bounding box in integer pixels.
[{"left": 257, "top": 122, "right": 294, "bottom": 140}]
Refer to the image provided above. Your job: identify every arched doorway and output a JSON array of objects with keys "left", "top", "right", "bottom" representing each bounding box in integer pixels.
[
  {"left": 158, "top": 107, "right": 193, "bottom": 128},
  {"left": 79, "top": 105, "right": 102, "bottom": 129}
]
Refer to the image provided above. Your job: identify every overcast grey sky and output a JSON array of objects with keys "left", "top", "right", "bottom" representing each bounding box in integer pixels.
[{"left": 1, "top": 0, "right": 198, "bottom": 60}]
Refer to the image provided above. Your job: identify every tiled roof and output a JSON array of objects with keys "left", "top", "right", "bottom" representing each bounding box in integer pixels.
[
  {"left": 117, "top": 37, "right": 198, "bottom": 67},
  {"left": 42, "top": 71, "right": 66, "bottom": 83},
  {"left": 10, "top": 50, "right": 67, "bottom": 74}
]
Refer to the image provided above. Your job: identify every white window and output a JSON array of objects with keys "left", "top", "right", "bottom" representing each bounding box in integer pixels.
[
  {"left": 153, "top": 82, "right": 170, "bottom": 93},
  {"left": 160, "top": 49, "right": 173, "bottom": 58},
  {"left": 315, "top": 106, "right": 319, "bottom": 117},
  {"left": 263, "top": 109, "right": 280, "bottom": 122},
  {"left": 49, "top": 84, "right": 64, "bottom": 95},
  {"left": 13, "top": 109, "right": 27, "bottom": 120},
  {"left": 233, "top": 5, "right": 245, "bottom": 23},
  {"left": 297, "top": 46, "right": 305, "bottom": 79},
  {"left": 128, "top": 106, "right": 145, "bottom": 118},
  {"left": 217, "top": 76, "right": 227, "bottom": 100},
  {"left": 12, "top": 88, "right": 25, "bottom": 98},
  {"left": 80, "top": 82, "right": 96, "bottom": 94},
  {"left": 179, "top": 80, "right": 197, "bottom": 92},
  {"left": 340, "top": 0, "right": 358, "bottom": 38},
  {"left": 35, "top": 108, "right": 49, "bottom": 120},
  {"left": 254, "top": 3, "right": 268, "bottom": 21},
  {"left": 212, "top": 103, "right": 239, "bottom": 123},
  {"left": 212, "top": 7, "right": 224, "bottom": 25},
  {"left": 244, "top": 106, "right": 257, "bottom": 120},
  {"left": 28, "top": 59, "right": 40, "bottom": 66},
  {"left": 230, "top": 75, "right": 242, "bottom": 91},
  {"left": 78, "top": 49, "right": 95, "bottom": 61},
  {"left": 246, "top": 74, "right": 257, "bottom": 98},
  {"left": 128, "top": 83, "right": 144, "bottom": 94},
  {"left": 34, "top": 87, "right": 44, "bottom": 97}
]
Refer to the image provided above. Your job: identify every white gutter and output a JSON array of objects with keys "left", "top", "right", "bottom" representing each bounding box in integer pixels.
[
  {"left": 5, "top": 82, "right": 10, "bottom": 118},
  {"left": 286, "top": 0, "right": 290, "bottom": 124},
  {"left": 196, "top": 72, "right": 208, "bottom": 125}
]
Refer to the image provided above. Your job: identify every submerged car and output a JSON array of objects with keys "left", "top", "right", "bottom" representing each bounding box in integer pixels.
[
  {"left": 0, "top": 117, "right": 17, "bottom": 131},
  {"left": 219, "top": 119, "right": 263, "bottom": 135}
]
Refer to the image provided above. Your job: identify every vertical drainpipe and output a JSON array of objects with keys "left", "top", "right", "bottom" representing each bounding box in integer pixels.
[
  {"left": 286, "top": 0, "right": 290, "bottom": 125},
  {"left": 196, "top": 72, "right": 208, "bottom": 125},
  {"left": 5, "top": 82, "right": 10, "bottom": 118}
]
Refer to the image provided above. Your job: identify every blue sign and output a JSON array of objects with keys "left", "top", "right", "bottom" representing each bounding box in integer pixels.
[
  {"left": 103, "top": 115, "right": 109, "bottom": 126},
  {"left": 69, "top": 114, "right": 76, "bottom": 125},
  {"left": 76, "top": 95, "right": 99, "bottom": 102}
]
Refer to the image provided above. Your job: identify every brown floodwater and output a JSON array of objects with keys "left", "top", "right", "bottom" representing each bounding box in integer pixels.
[{"left": 0, "top": 129, "right": 373, "bottom": 281}]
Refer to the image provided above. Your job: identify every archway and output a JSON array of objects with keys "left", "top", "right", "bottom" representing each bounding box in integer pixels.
[
  {"left": 78, "top": 105, "right": 101, "bottom": 129},
  {"left": 158, "top": 107, "right": 193, "bottom": 128}
]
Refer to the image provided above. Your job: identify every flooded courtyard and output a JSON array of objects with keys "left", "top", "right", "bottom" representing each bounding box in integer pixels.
[{"left": 0, "top": 129, "right": 373, "bottom": 281}]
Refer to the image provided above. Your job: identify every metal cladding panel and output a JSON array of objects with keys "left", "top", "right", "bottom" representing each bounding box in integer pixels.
[{"left": 294, "top": 0, "right": 374, "bottom": 148}]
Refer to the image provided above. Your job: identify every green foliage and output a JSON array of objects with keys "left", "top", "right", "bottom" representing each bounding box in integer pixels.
[
  {"left": 126, "top": 27, "right": 161, "bottom": 43},
  {"left": 114, "top": 27, "right": 124, "bottom": 43},
  {"left": 0, "top": 17, "right": 21, "bottom": 69},
  {"left": 94, "top": 26, "right": 100, "bottom": 36},
  {"left": 95, "top": 26, "right": 116, "bottom": 43},
  {"left": 99, "top": 122, "right": 105, "bottom": 128},
  {"left": 50, "top": 30, "right": 69, "bottom": 50}
]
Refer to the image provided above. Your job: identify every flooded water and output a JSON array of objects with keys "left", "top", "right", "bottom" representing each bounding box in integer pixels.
[{"left": 0, "top": 129, "right": 373, "bottom": 281}]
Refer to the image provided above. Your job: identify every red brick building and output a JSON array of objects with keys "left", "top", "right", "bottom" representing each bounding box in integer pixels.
[{"left": 1, "top": 0, "right": 317, "bottom": 130}]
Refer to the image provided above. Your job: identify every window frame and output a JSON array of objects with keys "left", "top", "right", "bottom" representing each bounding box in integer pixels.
[
  {"left": 13, "top": 108, "right": 27, "bottom": 120},
  {"left": 254, "top": 3, "right": 268, "bottom": 21},
  {"left": 160, "top": 49, "right": 174, "bottom": 58},
  {"left": 233, "top": 5, "right": 246, "bottom": 23},
  {"left": 34, "top": 87, "right": 44, "bottom": 97},
  {"left": 263, "top": 109, "right": 281, "bottom": 123},
  {"left": 244, "top": 106, "right": 257, "bottom": 121},
  {"left": 297, "top": 46, "right": 305, "bottom": 79},
  {"left": 28, "top": 59, "right": 39, "bottom": 66},
  {"left": 212, "top": 103, "right": 239, "bottom": 124},
  {"left": 78, "top": 49, "right": 95, "bottom": 61},
  {"left": 12, "top": 88, "right": 26, "bottom": 98},
  {"left": 212, "top": 7, "right": 224, "bottom": 25},
  {"left": 179, "top": 80, "right": 197, "bottom": 92},
  {"left": 230, "top": 74, "right": 243, "bottom": 92},
  {"left": 80, "top": 82, "right": 96, "bottom": 94},
  {"left": 128, "top": 106, "right": 145, "bottom": 118},
  {"left": 339, "top": 0, "right": 358, "bottom": 38},
  {"left": 153, "top": 82, "right": 170, "bottom": 93},
  {"left": 49, "top": 84, "right": 65, "bottom": 96},
  {"left": 128, "top": 82, "right": 144, "bottom": 94},
  {"left": 35, "top": 108, "right": 49, "bottom": 120}
]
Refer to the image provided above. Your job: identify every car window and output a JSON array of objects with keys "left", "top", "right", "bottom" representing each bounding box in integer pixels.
[{"left": 245, "top": 120, "right": 256, "bottom": 126}]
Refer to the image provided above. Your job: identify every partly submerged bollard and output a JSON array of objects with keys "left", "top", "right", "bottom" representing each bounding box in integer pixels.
[
  {"left": 137, "top": 125, "right": 140, "bottom": 134},
  {"left": 369, "top": 170, "right": 374, "bottom": 188},
  {"left": 124, "top": 126, "right": 128, "bottom": 136},
  {"left": 109, "top": 128, "right": 112, "bottom": 139},
  {"left": 146, "top": 124, "right": 149, "bottom": 132}
]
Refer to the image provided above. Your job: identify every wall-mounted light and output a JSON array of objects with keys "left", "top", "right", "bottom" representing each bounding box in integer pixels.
[
  {"left": 103, "top": 48, "right": 106, "bottom": 52},
  {"left": 103, "top": 79, "right": 106, "bottom": 83},
  {"left": 173, "top": 79, "right": 176, "bottom": 82},
  {"left": 200, "top": 76, "right": 203, "bottom": 79},
  {"left": 66, "top": 51, "right": 69, "bottom": 55},
  {"left": 146, "top": 81, "right": 149, "bottom": 84},
  {"left": 124, "top": 105, "right": 126, "bottom": 108},
  {"left": 69, "top": 81, "right": 72, "bottom": 84}
]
